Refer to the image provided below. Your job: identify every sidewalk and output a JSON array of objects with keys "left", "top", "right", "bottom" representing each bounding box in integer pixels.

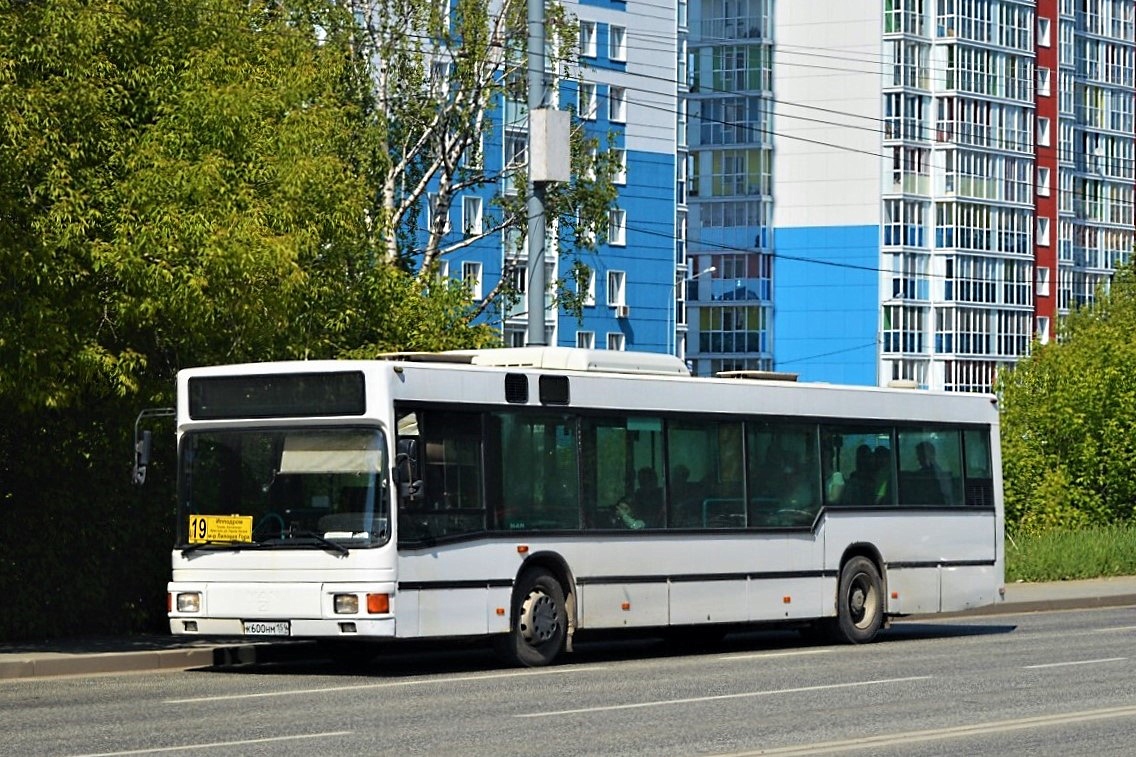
[{"left": 2, "top": 577, "right": 1134, "bottom": 681}]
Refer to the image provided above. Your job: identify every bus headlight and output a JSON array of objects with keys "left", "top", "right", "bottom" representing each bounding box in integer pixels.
[
  {"left": 334, "top": 594, "right": 359, "bottom": 614},
  {"left": 176, "top": 592, "right": 201, "bottom": 613}
]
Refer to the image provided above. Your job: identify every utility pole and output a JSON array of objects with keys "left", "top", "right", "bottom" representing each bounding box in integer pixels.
[
  {"left": 524, "top": 0, "right": 569, "bottom": 346},
  {"left": 525, "top": 0, "right": 548, "bottom": 346}
]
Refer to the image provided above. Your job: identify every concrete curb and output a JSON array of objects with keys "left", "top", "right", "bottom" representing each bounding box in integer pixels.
[
  {"left": 0, "top": 642, "right": 315, "bottom": 682},
  {"left": 0, "top": 648, "right": 217, "bottom": 681},
  {"left": 941, "top": 592, "right": 1136, "bottom": 618},
  {"left": 2, "top": 592, "right": 1134, "bottom": 681}
]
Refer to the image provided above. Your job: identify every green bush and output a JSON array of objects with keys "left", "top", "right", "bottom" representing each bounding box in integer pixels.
[{"left": 1005, "top": 523, "right": 1136, "bottom": 583}]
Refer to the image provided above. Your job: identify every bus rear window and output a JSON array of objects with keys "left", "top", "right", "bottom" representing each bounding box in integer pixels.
[{"left": 189, "top": 372, "right": 366, "bottom": 419}]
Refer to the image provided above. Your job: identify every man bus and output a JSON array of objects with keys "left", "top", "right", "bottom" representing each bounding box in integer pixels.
[{"left": 157, "top": 347, "right": 1004, "bottom": 666}]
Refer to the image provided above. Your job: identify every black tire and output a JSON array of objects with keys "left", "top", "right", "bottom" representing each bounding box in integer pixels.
[
  {"left": 498, "top": 568, "right": 568, "bottom": 667},
  {"left": 833, "top": 556, "right": 884, "bottom": 644}
]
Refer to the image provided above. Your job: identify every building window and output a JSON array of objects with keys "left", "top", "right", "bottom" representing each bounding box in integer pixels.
[
  {"left": 609, "top": 209, "right": 626, "bottom": 246},
  {"left": 576, "top": 331, "right": 595, "bottom": 349},
  {"left": 580, "top": 21, "right": 597, "bottom": 58},
  {"left": 1037, "top": 17, "right": 1051, "bottom": 47},
  {"left": 1036, "top": 266, "right": 1051, "bottom": 297},
  {"left": 427, "top": 193, "right": 451, "bottom": 235},
  {"left": 1037, "top": 317, "right": 1050, "bottom": 345},
  {"left": 608, "top": 86, "right": 626, "bottom": 123},
  {"left": 1037, "top": 117, "right": 1051, "bottom": 147},
  {"left": 462, "top": 261, "right": 483, "bottom": 299},
  {"left": 607, "top": 270, "right": 626, "bottom": 306},
  {"left": 609, "top": 25, "right": 627, "bottom": 62},
  {"left": 606, "top": 332, "right": 625, "bottom": 351},
  {"left": 1037, "top": 216, "right": 1051, "bottom": 246},
  {"left": 613, "top": 148, "right": 627, "bottom": 184},
  {"left": 462, "top": 196, "right": 483, "bottom": 236},
  {"left": 579, "top": 82, "right": 597, "bottom": 120},
  {"left": 1037, "top": 166, "right": 1051, "bottom": 196},
  {"left": 1037, "top": 67, "right": 1051, "bottom": 98},
  {"left": 583, "top": 268, "right": 596, "bottom": 306}
]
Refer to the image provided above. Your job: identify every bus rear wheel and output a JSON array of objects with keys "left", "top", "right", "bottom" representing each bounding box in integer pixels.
[
  {"left": 499, "top": 568, "right": 567, "bottom": 667},
  {"left": 834, "top": 556, "right": 884, "bottom": 644}
]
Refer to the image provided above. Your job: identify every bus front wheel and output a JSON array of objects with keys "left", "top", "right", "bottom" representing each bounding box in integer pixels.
[
  {"left": 500, "top": 568, "right": 567, "bottom": 667},
  {"left": 834, "top": 556, "right": 884, "bottom": 644}
]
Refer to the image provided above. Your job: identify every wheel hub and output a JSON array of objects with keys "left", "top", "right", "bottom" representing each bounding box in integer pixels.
[{"left": 519, "top": 590, "right": 558, "bottom": 644}]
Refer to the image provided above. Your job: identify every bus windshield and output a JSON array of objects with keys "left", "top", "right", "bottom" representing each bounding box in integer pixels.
[{"left": 179, "top": 427, "right": 389, "bottom": 549}]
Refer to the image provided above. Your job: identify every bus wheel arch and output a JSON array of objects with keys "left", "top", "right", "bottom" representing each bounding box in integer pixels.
[
  {"left": 833, "top": 546, "right": 886, "bottom": 644},
  {"left": 499, "top": 553, "right": 576, "bottom": 667}
]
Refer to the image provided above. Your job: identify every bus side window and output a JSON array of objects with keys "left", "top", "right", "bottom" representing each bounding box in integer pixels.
[
  {"left": 397, "top": 409, "right": 485, "bottom": 542},
  {"left": 963, "top": 429, "right": 995, "bottom": 507}
]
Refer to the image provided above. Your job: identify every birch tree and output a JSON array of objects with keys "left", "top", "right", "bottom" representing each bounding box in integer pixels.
[{"left": 342, "top": 0, "right": 620, "bottom": 315}]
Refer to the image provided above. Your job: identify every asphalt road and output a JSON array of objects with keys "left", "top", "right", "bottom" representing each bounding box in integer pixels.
[{"left": 3, "top": 607, "right": 1135, "bottom": 757}]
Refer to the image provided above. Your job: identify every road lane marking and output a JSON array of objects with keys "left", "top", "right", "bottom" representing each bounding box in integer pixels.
[
  {"left": 70, "top": 731, "right": 353, "bottom": 756},
  {"left": 1024, "top": 656, "right": 1126, "bottom": 669},
  {"left": 515, "top": 675, "right": 932, "bottom": 718},
  {"left": 164, "top": 665, "right": 605, "bottom": 704},
  {"left": 719, "top": 649, "right": 833, "bottom": 661},
  {"left": 715, "top": 704, "right": 1136, "bottom": 755}
]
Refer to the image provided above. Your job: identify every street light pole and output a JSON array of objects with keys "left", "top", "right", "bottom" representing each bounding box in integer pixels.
[{"left": 670, "top": 266, "right": 716, "bottom": 357}]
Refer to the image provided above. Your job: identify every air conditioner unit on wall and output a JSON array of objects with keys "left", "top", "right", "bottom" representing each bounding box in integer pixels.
[{"left": 615, "top": 304, "right": 631, "bottom": 318}]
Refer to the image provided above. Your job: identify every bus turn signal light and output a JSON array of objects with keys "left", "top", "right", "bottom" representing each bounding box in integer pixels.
[{"left": 367, "top": 593, "right": 390, "bottom": 614}]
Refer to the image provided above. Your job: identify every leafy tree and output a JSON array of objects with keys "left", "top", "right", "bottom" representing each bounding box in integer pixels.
[
  {"left": 0, "top": 0, "right": 493, "bottom": 413},
  {"left": 342, "top": 0, "right": 621, "bottom": 316},
  {"left": 0, "top": 0, "right": 492, "bottom": 640},
  {"left": 997, "top": 263, "right": 1136, "bottom": 534}
]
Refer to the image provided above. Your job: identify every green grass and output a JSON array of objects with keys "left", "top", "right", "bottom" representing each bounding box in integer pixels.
[{"left": 1005, "top": 523, "right": 1136, "bottom": 583}]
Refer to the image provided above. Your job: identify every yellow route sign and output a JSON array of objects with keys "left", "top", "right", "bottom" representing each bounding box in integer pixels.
[{"left": 188, "top": 514, "right": 253, "bottom": 544}]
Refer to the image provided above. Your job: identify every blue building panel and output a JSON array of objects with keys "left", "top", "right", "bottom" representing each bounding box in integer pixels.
[
  {"left": 561, "top": 145, "right": 676, "bottom": 353},
  {"left": 415, "top": 0, "right": 678, "bottom": 353},
  {"left": 773, "top": 225, "right": 878, "bottom": 386},
  {"left": 578, "top": 0, "right": 627, "bottom": 8}
]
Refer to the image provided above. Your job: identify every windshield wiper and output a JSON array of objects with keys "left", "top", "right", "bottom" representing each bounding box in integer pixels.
[
  {"left": 278, "top": 528, "right": 350, "bottom": 556},
  {"left": 180, "top": 540, "right": 261, "bottom": 556}
]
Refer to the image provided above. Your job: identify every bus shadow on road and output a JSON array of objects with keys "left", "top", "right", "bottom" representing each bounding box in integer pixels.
[
  {"left": 880, "top": 620, "right": 1018, "bottom": 642},
  {"left": 194, "top": 620, "right": 1015, "bottom": 679}
]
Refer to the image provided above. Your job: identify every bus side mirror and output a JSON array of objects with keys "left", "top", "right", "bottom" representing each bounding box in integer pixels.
[
  {"left": 132, "top": 430, "right": 152, "bottom": 485},
  {"left": 131, "top": 406, "right": 175, "bottom": 486},
  {"left": 394, "top": 439, "right": 422, "bottom": 502}
]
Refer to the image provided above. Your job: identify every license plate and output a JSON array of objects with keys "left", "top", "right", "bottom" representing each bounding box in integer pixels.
[{"left": 242, "top": 621, "right": 290, "bottom": 636}]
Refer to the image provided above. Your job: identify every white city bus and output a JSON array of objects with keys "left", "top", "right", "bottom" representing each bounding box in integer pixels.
[{"left": 164, "top": 347, "right": 1004, "bottom": 666}]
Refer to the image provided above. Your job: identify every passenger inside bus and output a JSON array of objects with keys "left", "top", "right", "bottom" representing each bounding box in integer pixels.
[
  {"left": 842, "top": 444, "right": 877, "bottom": 506},
  {"left": 609, "top": 467, "right": 665, "bottom": 529},
  {"left": 872, "top": 446, "right": 894, "bottom": 505},
  {"left": 899, "top": 440, "right": 954, "bottom": 505},
  {"left": 668, "top": 464, "right": 703, "bottom": 527}
]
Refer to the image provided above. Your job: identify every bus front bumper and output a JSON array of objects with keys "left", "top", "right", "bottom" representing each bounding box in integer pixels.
[{"left": 169, "top": 617, "right": 396, "bottom": 638}]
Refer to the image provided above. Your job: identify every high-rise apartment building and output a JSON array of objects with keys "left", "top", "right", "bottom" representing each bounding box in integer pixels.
[
  {"left": 685, "top": 0, "right": 1133, "bottom": 391},
  {"left": 430, "top": 2, "right": 1133, "bottom": 393}
]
